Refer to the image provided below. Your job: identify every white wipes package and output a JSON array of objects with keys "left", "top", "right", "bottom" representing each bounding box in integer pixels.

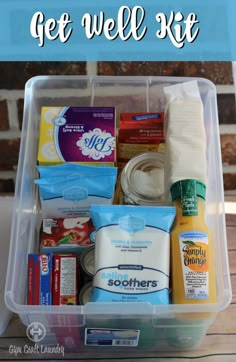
[
  {"left": 164, "top": 81, "right": 207, "bottom": 196},
  {"left": 89, "top": 205, "right": 176, "bottom": 305}
]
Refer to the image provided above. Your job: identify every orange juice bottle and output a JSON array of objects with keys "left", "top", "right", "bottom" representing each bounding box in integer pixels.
[{"left": 170, "top": 179, "right": 217, "bottom": 307}]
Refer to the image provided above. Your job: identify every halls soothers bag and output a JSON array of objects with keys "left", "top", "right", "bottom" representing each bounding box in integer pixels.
[
  {"left": 90, "top": 205, "right": 176, "bottom": 305},
  {"left": 35, "top": 167, "right": 118, "bottom": 218}
]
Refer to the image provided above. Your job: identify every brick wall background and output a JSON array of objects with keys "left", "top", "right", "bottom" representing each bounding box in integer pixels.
[{"left": 0, "top": 61, "right": 235, "bottom": 194}]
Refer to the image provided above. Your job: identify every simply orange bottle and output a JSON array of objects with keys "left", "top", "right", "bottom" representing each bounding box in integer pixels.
[{"left": 170, "top": 179, "right": 217, "bottom": 306}]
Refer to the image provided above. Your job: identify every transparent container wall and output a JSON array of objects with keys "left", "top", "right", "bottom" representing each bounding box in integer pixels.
[
  {"left": 5, "top": 76, "right": 231, "bottom": 352},
  {"left": 20, "top": 308, "right": 213, "bottom": 351},
  {"left": 92, "top": 78, "right": 149, "bottom": 120}
]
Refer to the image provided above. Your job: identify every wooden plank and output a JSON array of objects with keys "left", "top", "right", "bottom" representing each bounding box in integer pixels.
[
  {"left": 202, "top": 334, "right": 236, "bottom": 354},
  {"left": 3, "top": 355, "right": 236, "bottom": 362},
  {"left": 1, "top": 334, "right": 236, "bottom": 360},
  {"left": 94, "top": 358, "right": 235, "bottom": 362},
  {"left": 208, "top": 304, "right": 236, "bottom": 334}
]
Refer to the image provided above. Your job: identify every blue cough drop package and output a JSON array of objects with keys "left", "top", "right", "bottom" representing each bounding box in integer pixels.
[{"left": 35, "top": 165, "right": 118, "bottom": 218}]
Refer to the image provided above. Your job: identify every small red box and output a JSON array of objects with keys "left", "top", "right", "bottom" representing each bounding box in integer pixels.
[
  {"left": 118, "top": 112, "right": 165, "bottom": 168},
  {"left": 41, "top": 217, "right": 95, "bottom": 255},
  {"left": 53, "top": 254, "right": 78, "bottom": 305},
  {"left": 27, "top": 253, "right": 53, "bottom": 305}
]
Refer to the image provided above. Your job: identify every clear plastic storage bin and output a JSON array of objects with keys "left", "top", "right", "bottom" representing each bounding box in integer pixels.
[{"left": 5, "top": 76, "right": 232, "bottom": 351}]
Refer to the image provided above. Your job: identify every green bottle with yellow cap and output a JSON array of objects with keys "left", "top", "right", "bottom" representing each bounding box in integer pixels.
[{"left": 170, "top": 179, "right": 217, "bottom": 311}]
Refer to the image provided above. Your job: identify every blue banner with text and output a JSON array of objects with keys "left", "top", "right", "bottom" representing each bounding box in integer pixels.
[{"left": 0, "top": 0, "right": 235, "bottom": 60}]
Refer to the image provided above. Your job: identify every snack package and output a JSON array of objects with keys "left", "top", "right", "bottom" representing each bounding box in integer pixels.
[
  {"left": 90, "top": 205, "right": 176, "bottom": 304},
  {"left": 53, "top": 254, "right": 78, "bottom": 305},
  {"left": 118, "top": 112, "right": 165, "bottom": 169},
  {"left": 27, "top": 253, "right": 53, "bottom": 305},
  {"left": 41, "top": 217, "right": 95, "bottom": 255},
  {"left": 35, "top": 166, "right": 118, "bottom": 218},
  {"left": 37, "top": 107, "right": 116, "bottom": 166}
]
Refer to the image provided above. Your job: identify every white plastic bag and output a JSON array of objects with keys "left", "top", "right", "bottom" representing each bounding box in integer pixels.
[{"left": 164, "top": 81, "right": 207, "bottom": 198}]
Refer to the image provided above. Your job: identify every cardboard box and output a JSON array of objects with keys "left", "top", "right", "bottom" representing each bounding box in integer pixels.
[
  {"left": 27, "top": 253, "right": 53, "bottom": 305},
  {"left": 38, "top": 107, "right": 116, "bottom": 166},
  {"left": 53, "top": 254, "right": 78, "bottom": 305},
  {"left": 41, "top": 217, "right": 95, "bottom": 255},
  {"left": 118, "top": 112, "right": 165, "bottom": 168}
]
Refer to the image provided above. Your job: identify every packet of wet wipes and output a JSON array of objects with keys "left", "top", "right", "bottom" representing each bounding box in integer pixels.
[
  {"left": 35, "top": 168, "right": 117, "bottom": 218},
  {"left": 90, "top": 205, "right": 176, "bottom": 304}
]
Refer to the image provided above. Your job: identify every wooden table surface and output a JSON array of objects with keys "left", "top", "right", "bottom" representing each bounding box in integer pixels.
[{"left": 1, "top": 195, "right": 236, "bottom": 362}]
